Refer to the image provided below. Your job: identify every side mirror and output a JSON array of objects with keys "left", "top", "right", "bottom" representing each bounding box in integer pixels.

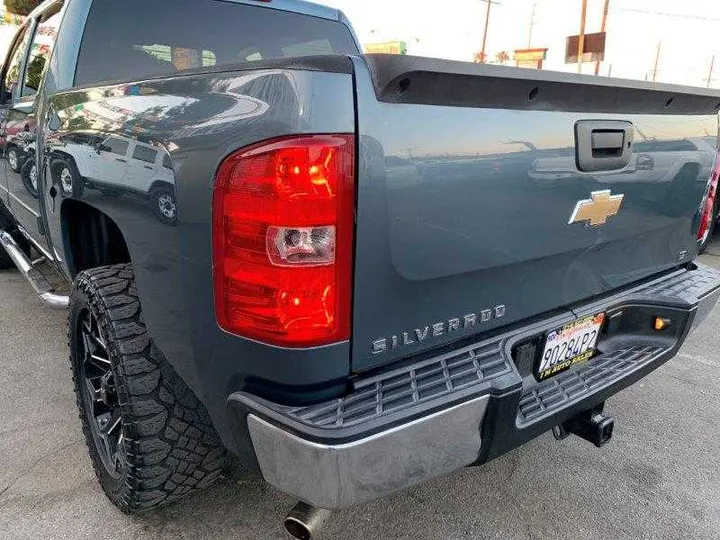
[{"left": 95, "top": 143, "right": 110, "bottom": 154}]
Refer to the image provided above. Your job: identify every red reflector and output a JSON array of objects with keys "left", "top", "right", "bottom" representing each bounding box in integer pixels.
[
  {"left": 213, "top": 134, "right": 355, "bottom": 347},
  {"left": 697, "top": 151, "right": 720, "bottom": 243}
]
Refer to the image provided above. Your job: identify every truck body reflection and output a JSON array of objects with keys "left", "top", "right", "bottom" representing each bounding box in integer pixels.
[{"left": 47, "top": 132, "right": 177, "bottom": 224}]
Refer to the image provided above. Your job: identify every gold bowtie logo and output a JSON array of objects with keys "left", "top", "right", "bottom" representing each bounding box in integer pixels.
[{"left": 568, "top": 190, "right": 624, "bottom": 226}]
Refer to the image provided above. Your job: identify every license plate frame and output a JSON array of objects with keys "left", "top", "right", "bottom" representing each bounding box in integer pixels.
[{"left": 535, "top": 313, "right": 606, "bottom": 381}]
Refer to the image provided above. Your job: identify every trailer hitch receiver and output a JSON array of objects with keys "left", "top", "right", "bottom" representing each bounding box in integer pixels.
[{"left": 553, "top": 403, "right": 614, "bottom": 448}]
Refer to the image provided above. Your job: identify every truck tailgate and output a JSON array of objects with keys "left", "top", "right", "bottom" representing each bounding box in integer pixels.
[{"left": 351, "top": 54, "right": 720, "bottom": 372}]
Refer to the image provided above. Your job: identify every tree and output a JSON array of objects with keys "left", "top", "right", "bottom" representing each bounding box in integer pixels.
[
  {"left": 4, "top": 0, "right": 41, "bottom": 15},
  {"left": 495, "top": 51, "right": 510, "bottom": 65}
]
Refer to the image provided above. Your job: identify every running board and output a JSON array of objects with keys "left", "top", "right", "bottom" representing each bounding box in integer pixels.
[{"left": 0, "top": 230, "right": 69, "bottom": 309}]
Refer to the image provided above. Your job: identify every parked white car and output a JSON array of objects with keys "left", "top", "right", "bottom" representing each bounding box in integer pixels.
[{"left": 49, "top": 132, "right": 177, "bottom": 223}]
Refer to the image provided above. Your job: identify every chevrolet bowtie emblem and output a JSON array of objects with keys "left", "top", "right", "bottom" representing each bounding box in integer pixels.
[{"left": 568, "top": 190, "right": 624, "bottom": 226}]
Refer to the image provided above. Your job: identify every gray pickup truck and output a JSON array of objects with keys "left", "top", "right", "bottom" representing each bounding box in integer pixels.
[{"left": 2, "top": 0, "right": 720, "bottom": 538}]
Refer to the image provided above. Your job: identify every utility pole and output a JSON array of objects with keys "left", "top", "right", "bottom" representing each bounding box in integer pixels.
[
  {"left": 577, "top": 0, "right": 588, "bottom": 73},
  {"left": 594, "top": 0, "right": 610, "bottom": 75},
  {"left": 479, "top": 0, "right": 499, "bottom": 63},
  {"left": 707, "top": 55, "right": 715, "bottom": 88},
  {"left": 527, "top": 1, "right": 537, "bottom": 49},
  {"left": 652, "top": 41, "right": 661, "bottom": 82}
]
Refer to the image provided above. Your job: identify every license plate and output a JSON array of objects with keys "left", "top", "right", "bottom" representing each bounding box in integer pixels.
[{"left": 536, "top": 313, "right": 605, "bottom": 380}]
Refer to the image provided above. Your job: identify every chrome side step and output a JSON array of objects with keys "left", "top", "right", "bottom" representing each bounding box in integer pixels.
[{"left": 0, "top": 230, "right": 69, "bottom": 309}]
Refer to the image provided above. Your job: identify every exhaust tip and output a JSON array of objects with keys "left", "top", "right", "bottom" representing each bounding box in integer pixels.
[
  {"left": 284, "top": 516, "right": 311, "bottom": 540},
  {"left": 284, "top": 502, "right": 331, "bottom": 540}
]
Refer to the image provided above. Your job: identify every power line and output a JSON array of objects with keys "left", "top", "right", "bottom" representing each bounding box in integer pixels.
[{"left": 615, "top": 7, "right": 720, "bottom": 22}]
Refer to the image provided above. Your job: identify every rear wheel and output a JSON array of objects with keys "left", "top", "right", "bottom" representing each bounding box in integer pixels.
[
  {"left": 21, "top": 158, "right": 39, "bottom": 198},
  {"left": 151, "top": 186, "right": 177, "bottom": 225},
  {"left": 69, "top": 264, "right": 227, "bottom": 512},
  {"left": 52, "top": 158, "right": 84, "bottom": 198},
  {"left": 7, "top": 146, "right": 21, "bottom": 173}
]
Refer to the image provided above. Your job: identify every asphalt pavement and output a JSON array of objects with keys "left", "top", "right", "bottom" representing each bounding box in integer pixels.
[{"left": 2, "top": 242, "right": 720, "bottom": 540}]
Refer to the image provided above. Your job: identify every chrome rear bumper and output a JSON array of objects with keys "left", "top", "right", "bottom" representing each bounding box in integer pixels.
[
  {"left": 230, "top": 263, "right": 720, "bottom": 510},
  {"left": 247, "top": 395, "right": 489, "bottom": 509}
]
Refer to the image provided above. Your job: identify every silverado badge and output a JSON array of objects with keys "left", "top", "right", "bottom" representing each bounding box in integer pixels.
[{"left": 568, "top": 190, "right": 624, "bottom": 226}]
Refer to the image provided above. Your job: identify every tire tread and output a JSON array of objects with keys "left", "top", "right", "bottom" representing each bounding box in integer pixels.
[{"left": 69, "top": 263, "right": 227, "bottom": 512}]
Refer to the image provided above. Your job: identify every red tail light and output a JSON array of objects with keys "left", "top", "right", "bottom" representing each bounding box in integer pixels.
[
  {"left": 213, "top": 134, "right": 355, "bottom": 347},
  {"left": 697, "top": 151, "right": 720, "bottom": 243}
]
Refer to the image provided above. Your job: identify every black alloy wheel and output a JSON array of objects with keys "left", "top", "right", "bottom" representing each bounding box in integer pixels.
[{"left": 76, "top": 306, "right": 127, "bottom": 478}]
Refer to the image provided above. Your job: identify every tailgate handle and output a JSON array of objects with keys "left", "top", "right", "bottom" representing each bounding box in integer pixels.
[
  {"left": 591, "top": 130, "right": 624, "bottom": 156},
  {"left": 576, "top": 120, "right": 634, "bottom": 172}
]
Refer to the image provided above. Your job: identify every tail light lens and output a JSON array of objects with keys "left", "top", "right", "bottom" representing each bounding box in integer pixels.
[
  {"left": 697, "top": 151, "right": 720, "bottom": 243},
  {"left": 213, "top": 134, "right": 355, "bottom": 347}
]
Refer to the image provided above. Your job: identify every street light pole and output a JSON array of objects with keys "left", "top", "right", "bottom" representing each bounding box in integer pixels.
[
  {"left": 577, "top": 0, "right": 588, "bottom": 73},
  {"left": 594, "top": 0, "right": 610, "bottom": 76},
  {"left": 708, "top": 55, "right": 715, "bottom": 88},
  {"left": 480, "top": 0, "right": 493, "bottom": 63},
  {"left": 527, "top": 1, "right": 537, "bottom": 49},
  {"left": 652, "top": 41, "right": 661, "bottom": 82}
]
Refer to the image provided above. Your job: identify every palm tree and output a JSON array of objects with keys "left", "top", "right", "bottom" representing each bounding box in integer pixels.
[{"left": 495, "top": 51, "right": 510, "bottom": 65}]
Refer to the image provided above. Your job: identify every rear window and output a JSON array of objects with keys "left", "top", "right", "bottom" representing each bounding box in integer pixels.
[{"left": 74, "top": 0, "right": 359, "bottom": 87}]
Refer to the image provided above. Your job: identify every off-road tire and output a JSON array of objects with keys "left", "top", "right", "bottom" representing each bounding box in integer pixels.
[{"left": 69, "top": 264, "right": 227, "bottom": 512}]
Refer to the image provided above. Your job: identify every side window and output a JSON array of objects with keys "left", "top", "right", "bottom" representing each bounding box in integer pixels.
[
  {"left": 22, "top": 2, "right": 64, "bottom": 97},
  {"left": 161, "top": 153, "right": 173, "bottom": 170},
  {"left": 2, "top": 26, "right": 30, "bottom": 102},
  {"left": 132, "top": 145, "right": 158, "bottom": 164},
  {"left": 105, "top": 138, "right": 129, "bottom": 156}
]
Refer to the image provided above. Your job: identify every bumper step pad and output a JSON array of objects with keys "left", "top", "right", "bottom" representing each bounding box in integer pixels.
[
  {"left": 283, "top": 337, "right": 512, "bottom": 430},
  {"left": 517, "top": 345, "right": 666, "bottom": 426}
]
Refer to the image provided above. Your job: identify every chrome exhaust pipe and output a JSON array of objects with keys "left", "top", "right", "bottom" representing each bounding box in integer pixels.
[{"left": 284, "top": 502, "right": 331, "bottom": 540}]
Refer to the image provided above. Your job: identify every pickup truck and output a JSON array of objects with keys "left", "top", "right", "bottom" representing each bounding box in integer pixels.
[{"left": 1, "top": 1, "right": 720, "bottom": 538}]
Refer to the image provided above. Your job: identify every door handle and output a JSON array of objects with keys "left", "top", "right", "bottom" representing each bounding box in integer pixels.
[
  {"left": 116, "top": 158, "right": 127, "bottom": 162},
  {"left": 576, "top": 120, "right": 634, "bottom": 172},
  {"left": 144, "top": 165, "right": 152, "bottom": 170}
]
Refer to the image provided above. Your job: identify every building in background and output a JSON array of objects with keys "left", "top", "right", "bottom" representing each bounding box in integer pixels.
[
  {"left": 365, "top": 41, "right": 408, "bottom": 55},
  {"left": 513, "top": 47, "right": 549, "bottom": 69}
]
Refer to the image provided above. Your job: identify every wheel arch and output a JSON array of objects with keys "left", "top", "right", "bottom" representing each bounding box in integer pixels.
[
  {"left": 148, "top": 180, "right": 175, "bottom": 195},
  {"left": 61, "top": 199, "right": 131, "bottom": 278},
  {"left": 50, "top": 150, "right": 81, "bottom": 173}
]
